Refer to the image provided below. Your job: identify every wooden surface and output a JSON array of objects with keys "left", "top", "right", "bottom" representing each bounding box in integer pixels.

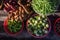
[
  {"left": 0, "top": 10, "right": 8, "bottom": 21},
  {"left": 55, "top": 13, "right": 60, "bottom": 16}
]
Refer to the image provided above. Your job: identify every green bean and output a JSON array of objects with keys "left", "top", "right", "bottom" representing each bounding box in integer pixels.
[{"left": 31, "top": 0, "right": 58, "bottom": 15}]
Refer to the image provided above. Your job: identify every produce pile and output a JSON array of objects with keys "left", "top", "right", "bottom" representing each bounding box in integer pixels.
[
  {"left": 1, "top": 0, "right": 59, "bottom": 37},
  {"left": 3, "top": 0, "right": 33, "bottom": 20},
  {"left": 7, "top": 10, "right": 22, "bottom": 33},
  {"left": 8, "top": 20, "right": 22, "bottom": 33},
  {"left": 27, "top": 15, "right": 50, "bottom": 36},
  {"left": 31, "top": 0, "right": 58, "bottom": 15}
]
